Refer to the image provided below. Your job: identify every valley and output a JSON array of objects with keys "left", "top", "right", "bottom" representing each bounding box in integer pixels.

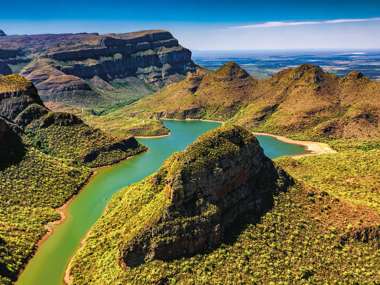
[{"left": 0, "top": 23, "right": 379, "bottom": 285}]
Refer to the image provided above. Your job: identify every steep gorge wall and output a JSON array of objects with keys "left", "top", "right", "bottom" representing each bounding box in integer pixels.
[{"left": 0, "top": 30, "right": 196, "bottom": 105}]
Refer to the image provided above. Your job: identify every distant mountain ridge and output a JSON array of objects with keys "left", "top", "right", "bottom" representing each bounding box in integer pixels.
[
  {"left": 0, "top": 30, "right": 196, "bottom": 106},
  {"left": 120, "top": 62, "right": 380, "bottom": 139}
]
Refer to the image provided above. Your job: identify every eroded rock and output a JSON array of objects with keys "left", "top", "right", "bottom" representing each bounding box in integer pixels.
[{"left": 122, "top": 125, "right": 293, "bottom": 267}]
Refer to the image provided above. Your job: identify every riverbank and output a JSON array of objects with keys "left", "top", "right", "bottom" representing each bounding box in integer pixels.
[
  {"left": 162, "top": 117, "right": 224, "bottom": 123},
  {"left": 252, "top": 132, "right": 336, "bottom": 158},
  {"left": 17, "top": 120, "right": 320, "bottom": 285},
  {"left": 135, "top": 132, "right": 171, "bottom": 139},
  {"left": 159, "top": 118, "right": 335, "bottom": 157}
]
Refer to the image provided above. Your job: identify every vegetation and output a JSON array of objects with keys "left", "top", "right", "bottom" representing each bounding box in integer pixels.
[
  {"left": 0, "top": 147, "right": 91, "bottom": 285},
  {"left": 45, "top": 102, "right": 169, "bottom": 138},
  {"left": 92, "top": 63, "right": 257, "bottom": 125},
  {"left": 21, "top": 110, "right": 145, "bottom": 167},
  {"left": 229, "top": 65, "right": 380, "bottom": 140},
  {"left": 68, "top": 147, "right": 380, "bottom": 284},
  {"left": 0, "top": 74, "right": 32, "bottom": 93},
  {"left": 81, "top": 112, "right": 169, "bottom": 138},
  {"left": 0, "top": 74, "right": 147, "bottom": 283}
]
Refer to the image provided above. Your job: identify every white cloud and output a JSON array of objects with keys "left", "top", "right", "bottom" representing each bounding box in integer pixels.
[{"left": 232, "top": 17, "right": 380, "bottom": 29}]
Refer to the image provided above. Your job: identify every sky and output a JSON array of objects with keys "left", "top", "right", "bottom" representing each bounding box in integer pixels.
[{"left": 1, "top": 0, "right": 380, "bottom": 50}]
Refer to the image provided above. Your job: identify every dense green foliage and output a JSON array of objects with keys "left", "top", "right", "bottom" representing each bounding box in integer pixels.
[
  {"left": 280, "top": 150, "right": 380, "bottom": 213},
  {"left": 69, "top": 139, "right": 380, "bottom": 284},
  {"left": 82, "top": 113, "right": 170, "bottom": 138},
  {"left": 0, "top": 148, "right": 91, "bottom": 284},
  {"left": 24, "top": 119, "right": 145, "bottom": 167}
]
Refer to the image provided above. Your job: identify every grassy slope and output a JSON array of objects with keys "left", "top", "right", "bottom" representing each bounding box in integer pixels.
[
  {"left": 45, "top": 102, "right": 170, "bottom": 138},
  {"left": 0, "top": 74, "right": 148, "bottom": 283},
  {"left": 230, "top": 66, "right": 380, "bottom": 141},
  {"left": 81, "top": 112, "right": 170, "bottom": 138},
  {"left": 0, "top": 148, "right": 91, "bottom": 285},
  {"left": 68, "top": 131, "right": 380, "bottom": 285},
  {"left": 84, "top": 63, "right": 380, "bottom": 140},
  {"left": 24, "top": 120, "right": 144, "bottom": 167},
  {"left": 122, "top": 63, "right": 257, "bottom": 121},
  {"left": 70, "top": 62, "right": 256, "bottom": 137}
]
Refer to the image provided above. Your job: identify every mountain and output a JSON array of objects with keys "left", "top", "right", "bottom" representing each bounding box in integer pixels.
[
  {"left": 116, "top": 63, "right": 380, "bottom": 140},
  {"left": 67, "top": 125, "right": 292, "bottom": 283},
  {"left": 0, "top": 74, "right": 147, "bottom": 284},
  {"left": 123, "top": 62, "right": 257, "bottom": 120},
  {"left": 0, "top": 74, "right": 145, "bottom": 166},
  {"left": 0, "top": 30, "right": 196, "bottom": 106},
  {"left": 0, "top": 30, "right": 5, "bottom": 37},
  {"left": 67, "top": 124, "right": 380, "bottom": 284},
  {"left": 231, "top": 64, "right": 380, "bottom": 139}
]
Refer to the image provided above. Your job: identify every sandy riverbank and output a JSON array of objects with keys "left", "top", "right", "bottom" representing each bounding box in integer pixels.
[
  {"left": 162, "top": 118, "right": 224, "bottom": 123},
  {"left": 252, "top": 132, "right": 336, "bottom": 158},
  {"left": 135, "top": 132, "right": 171, "bottom": 139}
]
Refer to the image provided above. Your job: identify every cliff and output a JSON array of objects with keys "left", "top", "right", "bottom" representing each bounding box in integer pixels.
[
  {"left": 68, "top": 125, "right": 292, "bottom": 283},
  {"left": 0, "top": 74, "right": 145, "bottom": 167},
  {"left": 121, "top": 125, "right": 291, "bottom": 266},
  {"left": 0, "top": 116, "right": 25, "bottom": 168},
  {"left": 0, "top": 74, "right": 43, "bottom": 120},
  {"left": 0, "top": 74, "right": 146, "bottom": 284},
  {"left": 0, "top": 30, "right": 196, "bottom": 106}
]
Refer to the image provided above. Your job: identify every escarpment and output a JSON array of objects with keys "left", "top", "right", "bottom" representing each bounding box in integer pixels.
[
  {"left": 120, "top": 125, "right": 292, "bottom": 267},
  {"left": 0, "top": 30, "right": 196, "bottom": 106},
  {"left": 0, "top": 74, "right": 145, "bottom": 167},
  {"left": 0, "top": 74, "right": 43, "bottom": 121}
]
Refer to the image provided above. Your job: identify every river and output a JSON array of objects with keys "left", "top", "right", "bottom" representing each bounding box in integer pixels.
[{"left": 16, "top": 120, "right": 305, "bottom": 285}]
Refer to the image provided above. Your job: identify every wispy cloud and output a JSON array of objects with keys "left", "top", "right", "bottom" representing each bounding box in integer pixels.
[{"left": 232, "top": 17, "right": 380, "bottom": 29}]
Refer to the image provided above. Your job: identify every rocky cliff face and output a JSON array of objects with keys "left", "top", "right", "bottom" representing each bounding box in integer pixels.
[
  {"left": 121, "top": 125, "right": 292, "bottom": 266},
  {"left": 0, "top": 74, "right": 145, "bottom": 167},
  {"left": 0, "top": 74, "right": 43, "bottom": 121},
  {"left": 0, "top": 116, "right": 25, "bottom": 168},
  {"left": 0, "top": 30, "right": 196, "bottom": 106}
]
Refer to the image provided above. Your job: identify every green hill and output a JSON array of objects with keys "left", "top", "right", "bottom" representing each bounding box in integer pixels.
[
  {"left": 0, "top": 75, "right": 146, "bottom": 284},
  {"left": 67, "top": 125, "right": 380, "bottom": 284},
  {"left": 231, "top": 65, "right": 380, "bottom": 140},
  {"left": 99, "top": 63, "right": 380, "bottom": 140}
]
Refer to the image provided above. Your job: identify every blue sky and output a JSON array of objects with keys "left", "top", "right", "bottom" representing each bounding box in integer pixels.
[{"left": 1, "top": 0, "right": 380, "bottom": 50}]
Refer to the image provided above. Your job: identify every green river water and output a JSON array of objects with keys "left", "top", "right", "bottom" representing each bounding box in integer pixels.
[{"left": 16, "top": 120, "right": 305, "bottom": 285}]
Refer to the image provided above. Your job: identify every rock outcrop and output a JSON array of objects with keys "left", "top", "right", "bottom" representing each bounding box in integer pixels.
[
  {"left": 0, "top": 30, "right": 196, "bottom": 106},
  {"left": 0, "top": 74, "right": 43, "bottom": 121},
  {"left": 0, "top": 116, "right": 25, "bottom": 168},
  {"left": 0, "top": 74, "right": 145, "bottom": 167},
  {"left": 121, "top": 125, "right": 292, "bottom": 266}
]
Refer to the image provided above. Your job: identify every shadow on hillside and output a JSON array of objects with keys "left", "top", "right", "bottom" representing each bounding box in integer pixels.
[{"left": 0, "top": 118, "right": 26, "bottom": 171}]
